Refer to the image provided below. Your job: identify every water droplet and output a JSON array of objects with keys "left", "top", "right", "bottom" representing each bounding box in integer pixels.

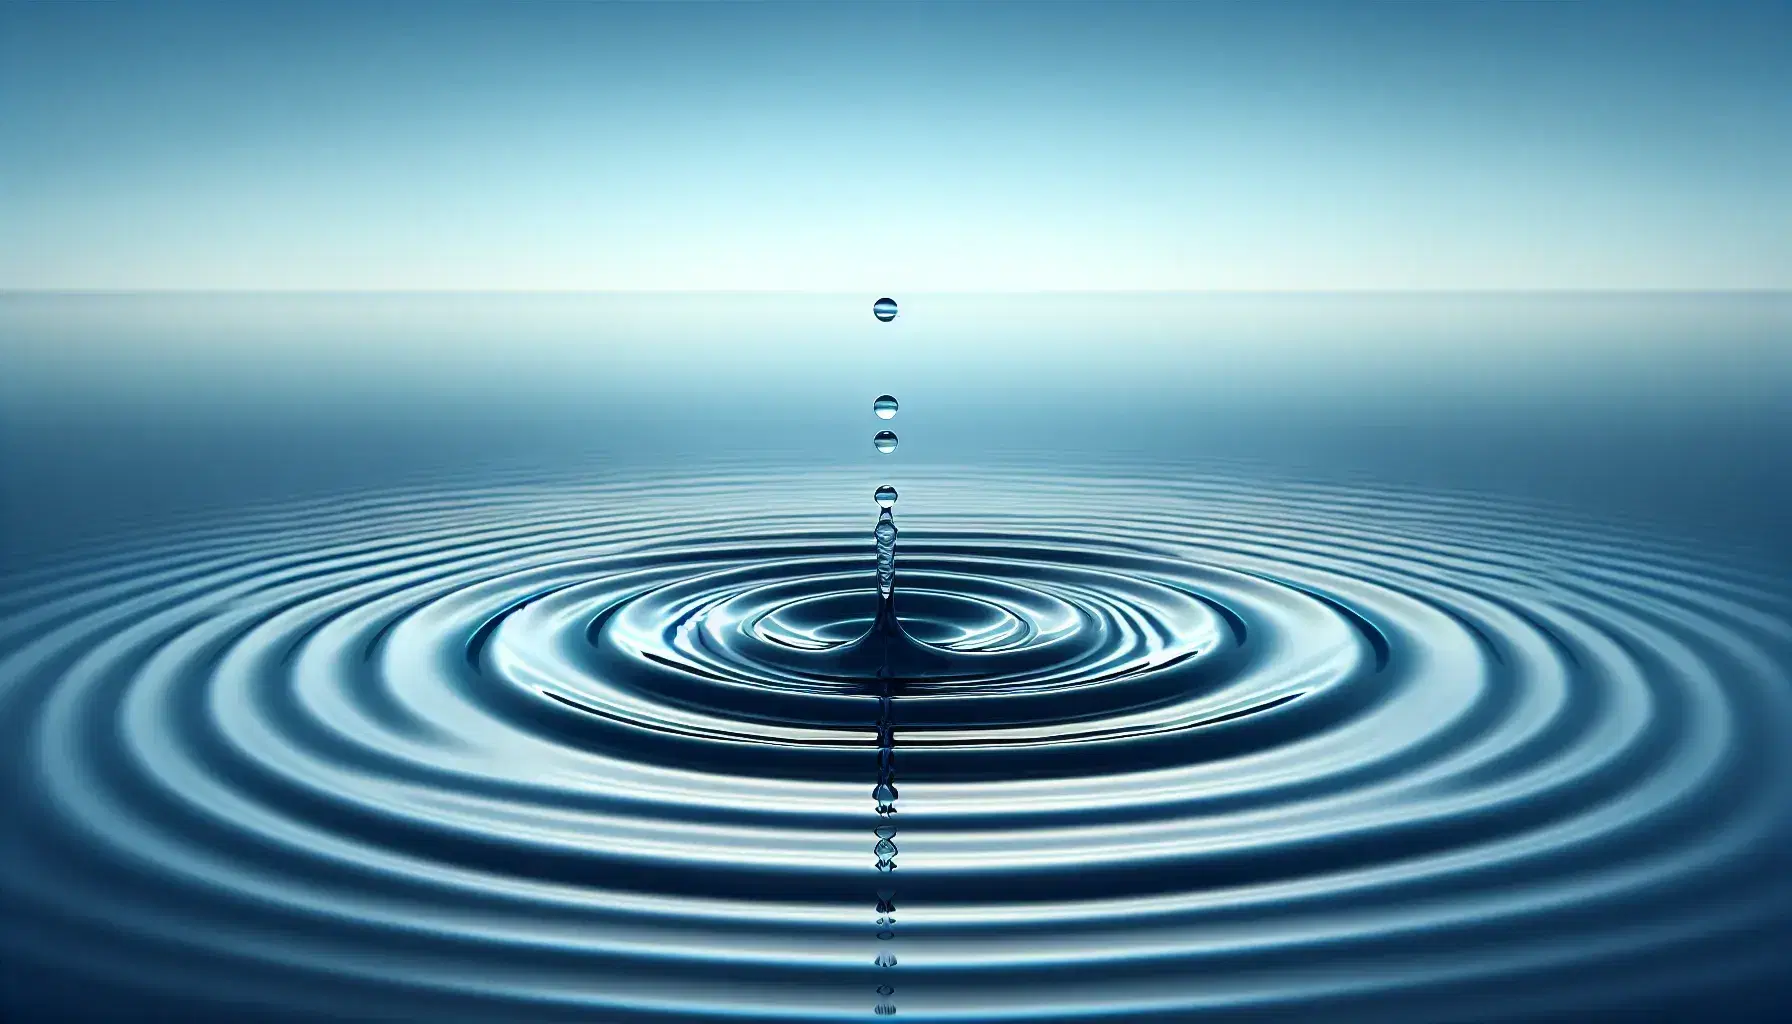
[
  {"left": 876, "top": 929, "right": 896, "bottom": 941},
  {"left": 875, "top": 485, "right": 898, "bottom": 509},
  {"left": 875, "top": 838, "right": 898, "bottom": 858},
  {"left": 877, "top": 897, "right": 896, "bottom": 913},
  {"left": 874, "top": 431, "right": 898, "bottom": 454},
  {"left": 873, "top": 297, "right": 898, "bottom": 322},
  {"left": 875, "top": 999, "right": 897, "bottom": 1015},
  {"left": 877, "top": 984, "right": 895, "bottom": 997},
  {"left": 875, "top": 951, "right": 898, "bottom": 968},
  {"left": 874, "top": 395, "right": 899, "bottom": 419},
  {"left": 874, "top": 781, "right": 898, "bottom": 803},
  {"left": 875, "top": 823, "right": 897, "bottom": 840}
]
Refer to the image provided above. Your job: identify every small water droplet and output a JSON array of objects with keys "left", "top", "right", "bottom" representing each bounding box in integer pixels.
[
  {"left": 874, "top": 781, "right": 898, "bottom": 803},
  {"left": 876, "top": 929, "right": 896, "bottom": 941},
  {"left": 875, "top": 951, "right": 898, "bottom": 968},
  {"left": 874, "top": 431, "right": 898, "bottom": 454},
  {"left": 875, "top": 838, "right": 898, "bottom": 858},
  {"left": 873, "top": 297, "right": 898, "bottom": 322},
  {"left": 875, "top": 999, "right": 897, "bottom": 1015},
  {"left": 877, "top": 984, "right": 895, "bottom": 997},
  {"left": 874, "top": 485, "right": 898, "bottom": 509},
  {"left": 874, "top": 395, "right": 899, "bottom": 419},
  {"left": 875, "top": 823, "right": 897, "bottom": 840}
]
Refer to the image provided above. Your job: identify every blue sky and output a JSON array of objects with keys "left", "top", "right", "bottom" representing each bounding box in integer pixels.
[{"left": 2, "top": 1, "right": 1787, "bottom": 291}]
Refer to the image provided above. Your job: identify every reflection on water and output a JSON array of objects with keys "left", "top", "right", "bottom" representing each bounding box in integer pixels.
[{"left": 874, "top": 677, "right": 899, "bottom": 1015}]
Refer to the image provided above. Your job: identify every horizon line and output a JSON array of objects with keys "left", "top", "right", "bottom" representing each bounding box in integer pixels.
[{"left": 4, "top": 287, "right": 1790, "bottom": 297}]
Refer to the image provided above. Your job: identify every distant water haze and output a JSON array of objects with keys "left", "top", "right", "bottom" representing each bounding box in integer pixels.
[{"left": 2, "top": 292, "right": 1787, "bottom": 575}]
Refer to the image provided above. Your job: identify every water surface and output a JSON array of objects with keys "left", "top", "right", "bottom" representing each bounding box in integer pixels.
[{"left": 2, "top": 293, "right": 1789, "bottom": 1021}]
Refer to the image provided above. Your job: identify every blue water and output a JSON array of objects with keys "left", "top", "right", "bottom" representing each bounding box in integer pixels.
[{"left": 2, "top": 293, "right": 1790, "bottom": 1021}]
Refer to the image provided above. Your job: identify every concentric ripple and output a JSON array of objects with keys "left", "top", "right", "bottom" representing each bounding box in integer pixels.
[{"left": 3, "top": 464, "right": 1791, "bottom": 1022}]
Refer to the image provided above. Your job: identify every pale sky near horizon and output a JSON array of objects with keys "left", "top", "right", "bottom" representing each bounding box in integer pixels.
[{"left": 3, "top": 2, "right": 1788, "bottom": 292}]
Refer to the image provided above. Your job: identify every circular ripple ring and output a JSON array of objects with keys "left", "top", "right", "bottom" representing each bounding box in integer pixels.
[{"left": 2, "top": 466, "right": 1789, "bottom": 1021}]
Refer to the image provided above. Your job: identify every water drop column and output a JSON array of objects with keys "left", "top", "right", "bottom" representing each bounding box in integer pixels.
[
  {"left": 875, "top": 504, "right": 898, "bottom": 600},
  {"left": 870, "top": 298, "right": 900, "bottom": 1017}
]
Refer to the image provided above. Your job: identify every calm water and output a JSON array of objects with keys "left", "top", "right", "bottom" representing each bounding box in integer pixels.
[{"left": 2, "top": 293, "right": 1790, "bottom": 1021}]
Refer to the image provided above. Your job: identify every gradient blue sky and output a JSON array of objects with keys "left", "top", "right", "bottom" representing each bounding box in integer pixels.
[{"left": 2, "top": 1, "right": 1788, "bottom": 291}]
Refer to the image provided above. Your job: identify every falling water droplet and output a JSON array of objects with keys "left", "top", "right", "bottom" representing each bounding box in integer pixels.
[
  {"left": 875, "top": 999, "right": 897, "bottom": 1015},
  {"left": 875, "top": 951, "right": 898, "bottom": 968},
  {"left": 874, "top": 781, "right": 898, "bottom": 803},
  {"left": 873, "top": 297, "right": 898, "bottom": 322},
  {"left": 875, "top": 485, "right": 898, "bottom": 509},
  {"left": 877, "top": 984, "right": 895, "bottom": 998},
  {"left": 874, "top": 395, "right": 899, "bottom": 419},
  {"left": 873, "top": 431, "right": 898, "bottom": 454}
]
